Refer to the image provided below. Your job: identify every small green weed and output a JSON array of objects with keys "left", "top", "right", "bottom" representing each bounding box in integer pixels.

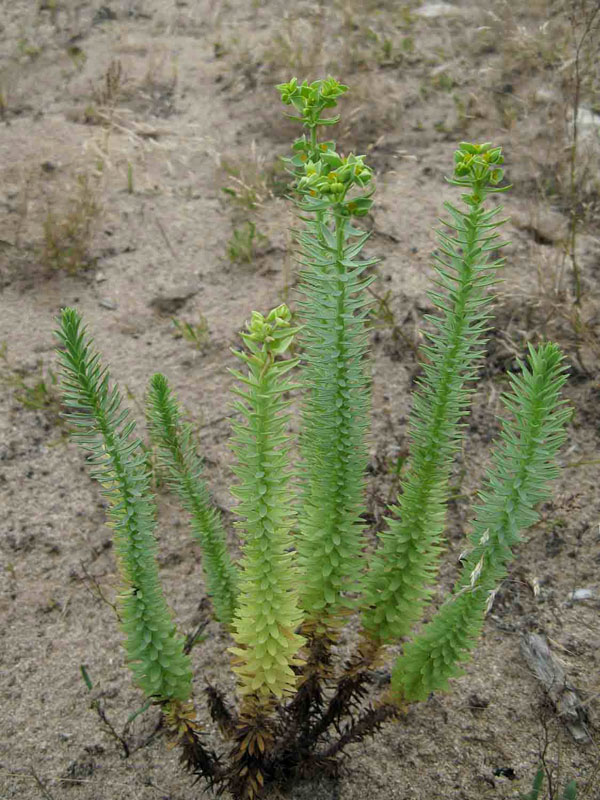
[
  {"left": 220, "top": 148, "right": 275, "bottom": 211},
  {"left": 66, "top": 45, "right": 87, "bottom": 71},
  {"left": 16, "top": 38, "right": 42, "bottom": 61},
  {"left": 0, "top": 343, "right": 62, "bottom": 425},
  {"left": 226, "top": 221, "right": 267, "bottom": 264},
  {"left": 401, "top": 35, "right": 415, "bottom": 54},
  {"left": 431, "top": 71, "right": 455, "bottom": 92},
  {"left": 521, "top": 766, "right": 577, "bottom": 800},
  {"left": 172, "top": 316, "right": 210, "bottom": 351},
  {"left": 42, "top": 173, "right": 101, "bottom": 273},
  {"left": 127, "top": 162, "right": 134, "bottom": 194}
]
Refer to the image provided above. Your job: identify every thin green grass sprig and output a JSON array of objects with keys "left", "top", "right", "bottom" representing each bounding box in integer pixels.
[{"left": 520, "top": 766, "right": 578, "bottom": 800}]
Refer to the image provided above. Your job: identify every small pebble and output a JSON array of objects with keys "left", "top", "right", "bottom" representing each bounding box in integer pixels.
[
  {"left": 98, "top": 298, "right": 117, "bottom": 310},
  {"left": 568, "top": 587, "right": 595, "bottom": 602}
]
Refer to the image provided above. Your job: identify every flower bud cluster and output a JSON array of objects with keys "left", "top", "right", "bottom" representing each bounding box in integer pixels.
[
  {"left": 276, "top": 76, "right": 348, "bottom": 129},
  {"left": 244, "top": 305, "right": 294, "bottom": 355},
  {"left": 287, "top": 143, "right": 374, "bottom": 218},
  {"left": 288, "top": 138, "right": 335, "bottom": 169},
  {"left": 453, "top": 142, "right": 504, "bottom": 186},
  {"left": 297, "top": 151, "right": 373, "bottom": 213},
  {"left": 278, "top": 76, "right": 375, "bottom": 219},
  {"left": 449, "top": 142, "right": 509, "bottom": 206}
]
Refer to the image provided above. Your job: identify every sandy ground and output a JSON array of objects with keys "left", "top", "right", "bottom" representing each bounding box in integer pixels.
[{"left": 1, "top": 1, "right": 599, "bottom": 798}]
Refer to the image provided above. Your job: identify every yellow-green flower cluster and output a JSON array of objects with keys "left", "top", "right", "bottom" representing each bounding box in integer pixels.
[
  {"left": 450, "top": 142, "right": 508, "bottom": 206},
  {"left": 296, "top": 152, "right": 374, "bottom": 217},
  {"left": 453, "top": 142, "right": 504, "bottom": 186},
  {"left": 276, "top": 77, "right": 348, "bottom": 129},
  {"left": 243, "top": 304, "right": 294, "bottom": 356},
  {"left": 288, "top": 138, "right": 336, "bottom": 170},
  {"left": 277, "top": 75, "right": 374, "bottom": 219}
]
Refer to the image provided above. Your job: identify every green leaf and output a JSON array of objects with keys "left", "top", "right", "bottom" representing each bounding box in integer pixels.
[
  {"left": 562, "top": 780, "right": 577, "bottom": 800},
  {"left": 520, "top": 767, "right": 544, "bottom": 800},
  {"left": 126, "top": 698, "right": 152, "bottom": 724},
  {"left": 80, "top": 664, "right": 93, "bottom": 692}
]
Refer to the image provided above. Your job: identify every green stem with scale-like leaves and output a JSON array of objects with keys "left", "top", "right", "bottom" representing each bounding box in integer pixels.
[{"left": 56, "top": 309, "right": 192, "bottom": 703}]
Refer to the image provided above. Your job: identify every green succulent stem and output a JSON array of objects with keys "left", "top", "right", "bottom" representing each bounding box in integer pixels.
[
  {"left": 295, "top": 207, "right": 375, "bottom": 628},
  {"left": 277, "top": 79, "right": 377, "bottom": 630},
  {"left": 56, "top": 309, "right": 192, "bottom": 703},
  {"left": 392, "top": 343, "right": 570, "bottom": 701},
  {"left": 228, "top": 306, "right": 306, "bottom": 700},
  {"left": 147, "top": 374, "right": 238, "bottom": 626},
  {"left": 361, "top": 145, "right": 508, "bottom": 645}
]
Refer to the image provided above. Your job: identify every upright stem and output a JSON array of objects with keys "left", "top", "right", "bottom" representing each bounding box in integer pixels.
[
  {"left": 297, "top": 208, "right": 369, "bottom": 627},
  {"left": 567, "top": 0, "right": 600, "bottom": 305},
  {"left": 228, "top": 306, "right": 304, "bottom": 703},
  {"left": 392, "top": 343, "right": 569, "bottom": 702},
  {"left": 569, "top": 18, "right": 582, "bottom": 305},
  {"left": 361, "top": 172, "right": 505, "bottom": 645}
]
